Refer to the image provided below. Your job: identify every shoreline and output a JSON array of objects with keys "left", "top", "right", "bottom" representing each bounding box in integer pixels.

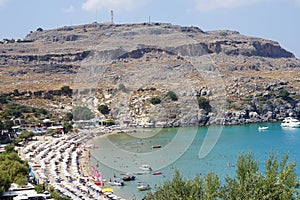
[{"left": 17, "top": 126, "right": 127, "bottom": 200}]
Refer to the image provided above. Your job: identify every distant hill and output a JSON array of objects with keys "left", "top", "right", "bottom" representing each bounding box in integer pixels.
[{"left": 0, "top": 22, "right": 299, "bottom": 126}]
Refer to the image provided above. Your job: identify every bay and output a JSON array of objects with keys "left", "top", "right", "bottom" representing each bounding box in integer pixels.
[{"left": 89, "top": 123, "right": 300, "bottom": 199}]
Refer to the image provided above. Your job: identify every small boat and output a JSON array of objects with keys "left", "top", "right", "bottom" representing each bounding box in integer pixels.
[
  {"left": 281, "top": 117, "right": 300, "bottom": 128},
  {"left": 152, "top": 172, "right": 162, "bottom": 175},
  {"left": 108, "top": 178, "right": 124, "bottom": 186},
  {"left": 258, "top": 126, "right": 268, "bottom": 131},
  {"left": 137, "top": 182, "right": 151, "bottom": 191},
  {"left": 32, "top": 164, "right": 41, "bottom": 168},
  {"left": 139, "top": 165, "right": 152, "bottom": 171},
  {"left": 122, "top": 175, "right": 136, "bottom": 181},
  {"left": 134, "top": 171, "right": 149, "bottom": 175},
  {"left": 94, "top": 181, "right": 104, "bottom": 186},
  {"left": 151, "top": 145, "right": 161, "bottom": 149}
]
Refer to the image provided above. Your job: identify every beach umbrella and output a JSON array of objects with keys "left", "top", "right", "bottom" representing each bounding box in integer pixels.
[{"left": 102, "top": 188, "right": 114, "bottom": 193}]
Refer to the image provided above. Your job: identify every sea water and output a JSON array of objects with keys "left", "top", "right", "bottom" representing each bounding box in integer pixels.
[{"left": 89, "top": 123, "right": 300, "bottom": 199}]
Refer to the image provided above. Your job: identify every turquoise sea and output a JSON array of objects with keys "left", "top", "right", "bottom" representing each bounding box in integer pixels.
[{"left": 89, "top": 123, "right": 300, "bottom": 199}]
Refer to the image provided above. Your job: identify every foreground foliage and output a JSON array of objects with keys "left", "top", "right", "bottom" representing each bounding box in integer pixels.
[
  {"left": 0, "top": 147, "right": 29, "bottom": 194},
  {"left": 144, "top": 152, "right": 300, "bottom": 200}
]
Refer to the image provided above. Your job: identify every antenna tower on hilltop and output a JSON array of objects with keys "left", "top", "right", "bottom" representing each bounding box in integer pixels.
[{"left": 111, "top": 10, "right": 114, "bottom": 24}]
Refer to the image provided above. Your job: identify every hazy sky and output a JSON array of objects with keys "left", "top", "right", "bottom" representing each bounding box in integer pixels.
[{"left": 1, "top": 0, "right": 299, "bottom": 57}]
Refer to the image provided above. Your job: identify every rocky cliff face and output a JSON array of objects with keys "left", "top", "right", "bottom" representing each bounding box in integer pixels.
[{"left": 1, "top": 22, "right": 300, "bottom": 126}]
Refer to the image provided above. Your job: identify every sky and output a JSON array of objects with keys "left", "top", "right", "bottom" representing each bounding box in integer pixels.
[{"left": 0, "top": 0, "right": 299, "bottom": 58}]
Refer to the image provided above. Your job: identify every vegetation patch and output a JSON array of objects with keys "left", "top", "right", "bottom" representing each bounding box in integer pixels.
[
  {"left": 98, "top": 104, "right": 110, "bottom": 115},
  {"left": 144, "top": 152, "right": 299, "bottom": 200},
  {"left": 197, "top": 97, "right": 211, "bottom": 110},
  {"left": 0, "top": 146, "right": 29, "bottom": 194},
  {"left": 149, "top": 96, "right": 161, "bottom": 105},
  {"left": 167, "top": 91, "right": 178, "bottom": 101}
]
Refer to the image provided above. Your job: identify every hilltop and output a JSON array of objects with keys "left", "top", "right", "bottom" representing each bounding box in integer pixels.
[{"left": 0, "top": 22, "right": 300, "bottom": 127}]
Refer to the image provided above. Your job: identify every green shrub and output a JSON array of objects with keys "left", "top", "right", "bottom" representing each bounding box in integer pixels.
[
  {"left": 149, "top": 96, "right": 161, "bottom": 105},
  {"left": 98, "top": 104, "right": 110, "bottom": 115},
  {"left": 0, "top": 151, "right": 29, "bottom": 193},
  {"left": 278, "top": 89, "right": 290, "bottom": 100},
  {"left": 63, "top": 122, "right": 73, "bottom": 133},
  {"left": 19, "top": 131, "right": 34, "bottom": 141},
  {"left": 197, "top": 97, "right": 210, "bottom": 110},
  {"left": 73, "top": 106, "right": 94, "bottom": 120},
  {"left": 34, "top": 184, "right": 45, "bottom": 194},
  {"left": 64, "top": 112, "right": 73, "bottom": 121},
  {"left": 144, "top": 152, "right": 299, "bottom": 200},
  {"left": 167, "top": 91, "right": 178, "bottom": 101},
  {"left": 0, "top": 96, "right": 7, "bottom": 104},
  {"left": 61, "top": 86, "right": 72, "bottom": 97}
]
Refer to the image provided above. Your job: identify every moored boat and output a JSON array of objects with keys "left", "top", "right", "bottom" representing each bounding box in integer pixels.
[
  {"left": 258, "top": 126, "right": 268, "bottom": 131},
  {"left": 151, "top": 145, "right": 161, "bottom": 149},
  {"left": 137, "top": 182, "right": 151, "bottom": 191},
  {"left": 122, "top": 175, "right": 136, "bottom": 181},
  {"left": 139, "top": 164, "right": 152, "bottom": 171},
  {"left": 152, "top": 171, "right": 162, "bottom": 175},
  {"left": 108, "top": 178, "right": 124, "bottom": 186},
  {"left": 281, "top": 117, "right": 300, "bottom": 128}
]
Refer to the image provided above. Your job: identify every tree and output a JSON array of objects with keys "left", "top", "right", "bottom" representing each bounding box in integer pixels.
[
  {"left": 278, "top": 89, "right": 290, "bottom": 100},
  {"left": 219, "top": 152, "right": 299, "bottom": 200},
  {"left": 19, "top": 131, "right": 34, "bottom": 141},
  {"left": 0, "top": 121, "right": 4, "bottom": 131},
  {"left": 36, "top": 27, "right": 43, "bottom": 32},
  {"left": 3, "top": 120, "right": 13, "bottom": 131},
  {"left": 61, "top": 86, "right": 72, "bottom": 97},
  {"left": 73, "top": 106, "right": 94, "bottom": 121},
  {"left": 167, "top": 91, "right": 178, "bottom": 101},
  {"left": 4, "top": 144, "right": 15, "bottom": 153},
  {"left": 144, "top": 152, "right": 299, "bottom": 200},
  {"left": 149, "top": 96, "right": 161, "bottom": 105},
  {"left": 13, "top": 89, "right": 19, "bottom": 96},
  {"left": 197, "top": 97, "right": 211, "bottom": 111},
  {"left": 144, "top": 170, "right": 220, "bottom": 200},
  {"left": 0, "top": 96, "right": 7, "bottom": 104},
  {"left": 0, "top": 151, "right": 29, "bottom": 194},
  {"left": 98, "top": 104, "right": 110, "bottom": 115},
  {"left": 63, "top": 122, "right": 73, "bottom": 133},
  {"left": 64, "top": 112, "right": 73, "bottom": 121}
]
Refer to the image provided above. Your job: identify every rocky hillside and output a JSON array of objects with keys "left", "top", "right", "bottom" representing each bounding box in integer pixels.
[{"left": 1, "top": 22, "right": 300, "bottom": 127}]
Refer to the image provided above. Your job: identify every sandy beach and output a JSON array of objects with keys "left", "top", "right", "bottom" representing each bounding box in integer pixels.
[{"left": 18, "top": 127, "right": 127, "bottom": 200}]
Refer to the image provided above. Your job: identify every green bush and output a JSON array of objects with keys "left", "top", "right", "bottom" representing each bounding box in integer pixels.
[
  {"left": 19, "top": 131, "right": 34, "bottom": 141},
  {"left": 34, "top": 184, "right": 45, "bottom": 194},
  {"left": 0, "top": 151, "right": 29, "bottom": 194},
  {"left": 149, "top": 96, "right": 161, "bottom": 105},
  {"left": 64, "top": 112, "right": 73, "bottom": 121},
  {"left": 98, "top": 104, "right": 110, "bottom": 115},
  {"left": 278, "top": 89, "right": 290, "bottom": 100},
  {"left": 0, "top": 96, "right": 7, "bottom": 104},
  {"left": 63, "top": 122, "right": 73, "bottom": 133},
  {"left": 61, "top": 86, "right": 72, "bottom": 97},
  {"left": 144, "top": 152, "right": 299, "bottom": 200},
  {"left": 73, "top": 106, "right": 94, "bottom": 120},
  {"left": 167, "top": 91, "right": 178, "bottom": 101},
  {"left": 197, "top": 97, "right": 210, "bottom": 110}
]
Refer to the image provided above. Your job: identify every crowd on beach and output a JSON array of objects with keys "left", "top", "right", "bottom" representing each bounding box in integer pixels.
[{"left": 19, "top": 127, "right": 127, "bottom": 200}]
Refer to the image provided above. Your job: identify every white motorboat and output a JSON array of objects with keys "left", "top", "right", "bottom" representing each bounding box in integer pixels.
[
  {"left": 108, "top": 178, "right": 124, "bottom": 186},
  {"left": 139, "top": 165, "right": 152, "bottom": 171},
  {"left": 258, "top": 126, "right": 268, "bottom": 131},
  {"left": 137, "top": 182, "right": 151, "bottom": 191},
  {"left": 281, "top": 117, "right": 300, "bottom": 128}
]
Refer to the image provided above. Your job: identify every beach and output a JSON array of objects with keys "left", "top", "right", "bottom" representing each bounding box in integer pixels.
[{"left": 18, "top": 127, "right": 127, "bottom": 200}]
